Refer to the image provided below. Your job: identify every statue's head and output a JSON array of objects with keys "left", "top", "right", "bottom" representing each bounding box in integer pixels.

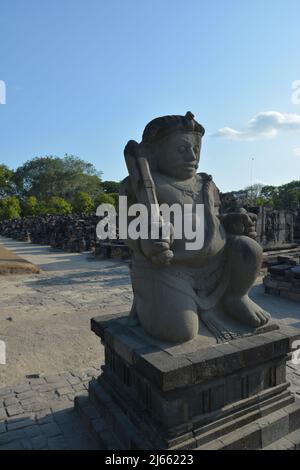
[{"left": 142, "top": 112, "right": 205, "bottom": 180}]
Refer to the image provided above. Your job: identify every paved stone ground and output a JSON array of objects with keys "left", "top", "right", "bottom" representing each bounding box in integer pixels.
[
  {"left": 0, "top": 236, "right": 132, "bottom": 386},
  {"left": 0, "top": 364, "right": 300, "bottom": 450},
  {"left": 0, "top": 367, "right": 100, "bottom": 449},
  {"left": 1, "top": 236, "right": 300, "bottom": 449}
]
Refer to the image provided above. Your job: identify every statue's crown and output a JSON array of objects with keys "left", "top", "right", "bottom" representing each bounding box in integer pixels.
[{"left": 142, "top": 111, "right": 205, "bottom": 144}]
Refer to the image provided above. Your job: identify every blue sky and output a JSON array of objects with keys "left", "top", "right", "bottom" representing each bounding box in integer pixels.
[{"left": 0, "top": 0, "right": 300, "bottom": 192}]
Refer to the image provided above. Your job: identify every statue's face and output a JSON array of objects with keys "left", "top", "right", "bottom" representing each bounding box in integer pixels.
[{"left": 155, "top": 132, "right": 201, "bottom": 180}]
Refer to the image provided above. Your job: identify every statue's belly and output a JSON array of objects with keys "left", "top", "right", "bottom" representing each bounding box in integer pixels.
[{"left": 171, "top": 221, "right": 226, "bottom": 268}]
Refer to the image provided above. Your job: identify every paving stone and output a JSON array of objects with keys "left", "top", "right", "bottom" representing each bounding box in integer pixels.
[
  {"left": 31, "top": 434, "right": 48, "bottom": 450},
  {"left": 51, "top": 400, "right": 73, "bottom": 413},
  {"left": 58, "top": 421, "right": 83, "bottom": 437},
  {"left": 47, "top": 435, "right": 67, "bottom": 450},
  {"left": 21, "top": 400, "right": 48, "bottom": 412},
  {"left": 0, "top": 422, "right": 6, "bottom": 434},
  {"left": 36, "top": 383, "right": 56, "bottom": 393},
  {"left": 44, "top": 374, "right": 62, "bottom": 384},
  {"left": 85, "top": 368, "right": 98, "bottom": 377},
  {"left": 73, "top": 383, "right": 86, "bottom": 393},
  {"left": 6, "top": 404, "right": 24, "bottom": 417},
  {"left": 49, "top": 380, "right": 70, "bottom": 390},
  {"left": 30, "top": 403, "right": 50, "bottom": 412},
  {"left": 0, "top": 387, "right": 12, "bottom": 398},
  {"left": 40, "top": 391, "right": 57, "bottom": 402},
  {"left": 6, "top": 417, "right": 33, "bottom": 431},
  {"left": 0, "top": 429, "right": 25, "bottom": 445},
  {"left": 29, "top": 378, "right": 46, "bottom": 386},
  {"left": 17, "top": 390, "right": 36, "bottom": 400},
  {"left": 53, "top": 409, "right": 75, "bottom": 424},
  {"left": 36, "top": 412, "right": 54, "bottom": 425},
  {"left": 24, "top": 425, "right": 42, "bottom": 438},
  {"left": 67, "top": 376, "right": 82, "bottom": 386},
  {"left": 40, "top": 422, "right": 61, "bottom": 438},
  {"left": 13, "top": 383, "right": 31, "bottom": 394},
  {"left": 31, "top": 383, "right": 49, "bottom": 390},
  {"left": 4, "top": 396, "right": 19, "bottom": 406},
  {"left": 72, "top": 371, "right": 88, "bottom": 381},
  {"left": 59, "top": 372, "right": 74, "bottom": 380},
  {"left": 21, "top": 437, "right": 33, "bottom": 449},
  {"left": 56, "top": 386, "right": 74, "bottom": 397},
  {"left": 0, "top": 441, "right": 24, "bottom": 450}
]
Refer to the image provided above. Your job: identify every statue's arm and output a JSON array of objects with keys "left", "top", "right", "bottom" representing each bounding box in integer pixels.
[
  {"left": 214, "top": 183, "right": 257, "bottom": 239},
  {"left": 119, "top": 177, "right": 143, "bottom": 254}
]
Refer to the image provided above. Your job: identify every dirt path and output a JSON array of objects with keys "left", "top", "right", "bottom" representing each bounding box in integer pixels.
[{"left": 0, "top": 237, "right": 132, "bottom": 387}]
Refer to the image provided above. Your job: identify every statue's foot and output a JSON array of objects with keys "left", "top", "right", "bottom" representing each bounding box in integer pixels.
[{"left": 223, "top": 295, "right": 270, "bottom": 328}]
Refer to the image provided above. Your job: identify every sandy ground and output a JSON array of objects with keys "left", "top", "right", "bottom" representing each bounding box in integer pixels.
[
  {"left": 0, "top": 244, "right": 39, "bottom": 274},
  {"left": 0, "top": 235, "right": 300, "bottom": 388}
]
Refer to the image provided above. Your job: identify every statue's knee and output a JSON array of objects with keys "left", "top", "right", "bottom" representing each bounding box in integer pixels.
[
  {"left": 157, "top": 310, "right": 199, "bottom": 342},
  {"left": 231, "top": 235, "right": 262, "bottom": 266},
  {"left": 136, "top": 296, "right": 198, "bottom": 342}
]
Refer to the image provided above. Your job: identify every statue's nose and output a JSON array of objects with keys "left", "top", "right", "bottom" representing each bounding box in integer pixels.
[{"left": 184, "top": 148, "right": 196, "bottom": 162}]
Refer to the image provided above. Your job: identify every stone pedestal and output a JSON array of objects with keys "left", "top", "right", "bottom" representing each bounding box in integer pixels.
[{"left": 75, "top": 313, "right": 300, "bottom": 450}]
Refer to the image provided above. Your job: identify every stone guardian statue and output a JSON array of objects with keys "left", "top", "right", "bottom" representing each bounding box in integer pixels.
[{"left": 120, "top": 112, "right": 271, "bottom": 343}]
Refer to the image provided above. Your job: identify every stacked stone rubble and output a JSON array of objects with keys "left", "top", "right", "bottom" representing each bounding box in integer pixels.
[
  {"left": 264, "top": 254, "right": 300, "bottom": 302},
  {"left": 0, "top": 215, "right": 129, "bottom": 259}
]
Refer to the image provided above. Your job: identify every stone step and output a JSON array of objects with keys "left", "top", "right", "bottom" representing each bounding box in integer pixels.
[
  {"left": 88, "top": 379, "right": 156, "bottom": 449},
  {"left": 198, "top": 398, "right": 300, "bottom": 450},
  {"left": 264, "top": 429, "right": 300, "bottom": 450},
  {"left": 74, "top": 396, "right": 122, "bottom": 450},
  {"left": 191, "top": 392, "right": 293, "bottom": 449}
]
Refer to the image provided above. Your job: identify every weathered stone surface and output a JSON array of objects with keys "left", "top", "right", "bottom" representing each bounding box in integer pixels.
[
  {"left": 78, "top": 315, "right": 300, "bottom": 449},
  {"left": 121, "top": 112, "right": 271, "bottom": 343}
]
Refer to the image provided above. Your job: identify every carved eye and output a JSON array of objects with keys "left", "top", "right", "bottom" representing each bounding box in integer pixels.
[{"left": 178, "top": 145, "right": 186, "bottom": 153}]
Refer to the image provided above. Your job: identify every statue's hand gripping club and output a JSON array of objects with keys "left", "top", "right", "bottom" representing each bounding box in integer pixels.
[{"left": 124, "top": 140, "right": 174, "bottom": 265}]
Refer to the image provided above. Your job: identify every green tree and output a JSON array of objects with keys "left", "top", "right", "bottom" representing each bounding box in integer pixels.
[
  {"left": 259, "top": 185, "right": 279, "bottom": 206},
  {"left": 0, "top": 196, "right": 21, "bottom": 221},
  {"left": 46, "top": 197, "right": 72, "bottom": 215},
  {"left": 22, "top": 196, "right": 38, "bottom": 216},
  {"left": 109, "top": 192, "right": 119, "bottom": 207},
  {"left": 35, "top": 201, "right": 50, "bottom": 215},
  {"left": 13, "top": 154, "right": 102, "bottom": 201},
  {"left": 0, "top": 164, "right": 15, "bottom": 197},
  {"left": 94, "top": 192, "right": 116, "bottom": 207},
  {"left": 73, "top": 191, "right": 94, "bottom": 214},
  {"left": 101, "top": 181, "right": 120, "bottom": 194}
]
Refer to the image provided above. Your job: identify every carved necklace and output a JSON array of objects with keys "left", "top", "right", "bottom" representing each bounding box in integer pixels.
[{"left": 157, "top": 173, "right": 202, "bottom": 200}]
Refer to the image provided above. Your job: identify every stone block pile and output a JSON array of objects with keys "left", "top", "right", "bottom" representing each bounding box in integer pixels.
[
  {"left": 0, "top": 215, "right": 131, "bottom": 259},
  {"left": 264, "top": 254, "right": 300, "bottom": 302},
  {"left": 0, "top": 215, "right": 99, "bottom": 253}
]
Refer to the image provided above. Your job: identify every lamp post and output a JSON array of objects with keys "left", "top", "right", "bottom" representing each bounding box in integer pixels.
[{"left": 250, "top": 157, "right": 255, "bottom": 205}]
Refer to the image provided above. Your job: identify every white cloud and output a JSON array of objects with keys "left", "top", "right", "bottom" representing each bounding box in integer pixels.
[
  {"left": 293, "top": 147, "right": 300, "bottom": 157},
  {"left": 213, "top": 111, "right": 300, "bottom": 141}
]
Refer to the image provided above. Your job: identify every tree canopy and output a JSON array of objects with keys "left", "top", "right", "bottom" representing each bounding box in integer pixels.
[
  {"left": 13, "top": 154, "right": 103, "bottom": 200},
  {"left": 0, "top": 155, "right": 122, "bottom": 220},
  {"left": 222, "top": 180, "right": 300, "bottom": 210},
  {"left": 0, "top": 164, "right": 15, "bottom": 197}
]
